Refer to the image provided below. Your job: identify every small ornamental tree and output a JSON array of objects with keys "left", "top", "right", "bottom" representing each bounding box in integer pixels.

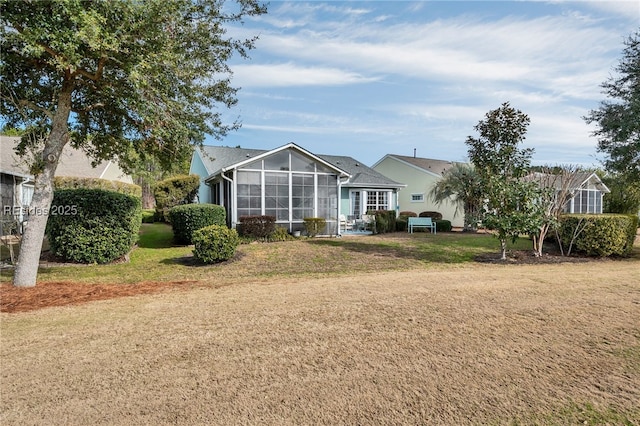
[
  {"left": 466, "top": 103, "right": 544, "bottom": 260},
  {"left": 525, "top": 165, "right": 586, "bottom": 257}
]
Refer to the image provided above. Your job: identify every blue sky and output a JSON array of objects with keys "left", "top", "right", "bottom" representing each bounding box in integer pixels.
[{"left": 214, "top": 0, "right": 639, "bottom": 168}]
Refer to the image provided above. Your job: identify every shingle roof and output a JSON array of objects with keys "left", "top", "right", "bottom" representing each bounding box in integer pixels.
[
  {"left": 197, "top": 145, "right": 403, "bottom": 188},
  {"left": 524, "top": 172, "right": 610, "bottom": 192},
  {"left": 384, "top": 154, "right": 461, "bottom": 176},
  {"left": 319, "top": 154, "right": 403, "bottom": 187},
  {"left": 0, "top": 135, "right": 131, "bottom": 181},
  {"left": 197, "top": 145, "right": 268, "bottom": 175}
]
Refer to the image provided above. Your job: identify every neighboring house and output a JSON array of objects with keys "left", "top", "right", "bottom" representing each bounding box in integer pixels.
[
  {"left": 372, "top": 154, "right": 465, "bottom": 227},
  {"left": 1, "top": 135, "right": 132, "bottom": 225},
  {"left": 189, "top": 143, "right": 404, "bottom": 234},
  {"left": 525, "top": 171, "right": 611, "bottom": 214}
]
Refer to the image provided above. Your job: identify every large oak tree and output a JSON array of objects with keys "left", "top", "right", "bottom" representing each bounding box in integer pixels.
[{"left": 0, "top": 0, "right": 266, "bottom": 286}]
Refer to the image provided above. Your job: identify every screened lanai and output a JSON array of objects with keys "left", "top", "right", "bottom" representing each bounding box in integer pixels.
[{"left": 205, "top": 144, "right": 349, "bottom": 234}]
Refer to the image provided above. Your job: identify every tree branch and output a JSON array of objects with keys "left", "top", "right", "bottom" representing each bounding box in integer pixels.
[
  {"left": 15, "top": 99, "right": 54, "bottom": 120},
  {"left": 71, "top": 56, "right": 108, "bottom": 81}
]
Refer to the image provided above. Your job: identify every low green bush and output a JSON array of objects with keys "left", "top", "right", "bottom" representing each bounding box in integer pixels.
[
  {"left": 169, "top": 203, "right": 226, "bottom": 245},
  {"left": 399, "top": 211, "right": 417, "bottom": 218},
  {"left": 303, "top": 217, "right": 326, "bottom": 237},
  {"left": 267, "top": 226, "right": 294, "bottom": 242},
  {"left": 141, "top": 209, "right": 156, "bottom": 223},
  {"left": 396, "top": 217, "right": 408, "bottom": 232},
  {"left": 557, "top": 214, "right": 638, "bottom": 257},
  {"left": 419, "top": 211, "right": 443, "bottom": 220},
  {"left": 192, "top": 225, "right": 239, "bottom": 263},
  {"left": 238, "top": 215, "right": 276, "bottom": 239},
  {"left": 46, "top": 188, "right": 142, "bottom": 263},
  {"left": 435, "top": 219, "right": 452, "bottom": 232}
]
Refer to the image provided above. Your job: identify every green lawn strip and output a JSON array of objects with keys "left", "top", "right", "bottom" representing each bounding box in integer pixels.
[{"left": 0, "top": 225, "right": 573, "bottom": 285}]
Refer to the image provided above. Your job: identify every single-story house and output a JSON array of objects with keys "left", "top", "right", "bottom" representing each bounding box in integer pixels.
[
  {"left": 371, "top": 153, "right": 465, "bottom": 227},
  {"left": 189, "top": 143, "right": 404, "bottom": 235},
  {"left": 525, "top": 171, "right": 611, "bottom": 214},
  {"left": 1, "top": 135, "right": 132, "bottom": 226}
]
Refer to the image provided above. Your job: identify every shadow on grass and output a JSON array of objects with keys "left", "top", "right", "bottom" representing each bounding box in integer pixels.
[
  {"left": 306, "top": 236, "right": 477, "bottom": 264},
  {"left": 159, "top": 251, "right": 246, "bottom": 267},
  {"left": 138, "top": 223, "right": 178, "bottom": 249}
]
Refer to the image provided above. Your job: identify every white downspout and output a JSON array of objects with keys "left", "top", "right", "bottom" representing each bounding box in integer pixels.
[
  {"left": 338, "top": 174, "right": 352, "bottom": 236},
  {"left": 221, "top": 169, "right": 235, "bottom": 228}
]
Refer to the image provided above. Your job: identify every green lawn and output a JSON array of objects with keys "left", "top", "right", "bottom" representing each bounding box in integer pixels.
[{"left": 1, "top": 224, "right": 535, "bottom": 285}]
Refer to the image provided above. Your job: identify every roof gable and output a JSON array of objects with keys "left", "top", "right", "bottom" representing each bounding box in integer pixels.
[
  {"left": 319, "top": 154, "right": 403, "bottom": 187},
  {"left": 524, "top": 172, "right": 610, "bottom": 193},
  {"left": 1, "top": 135, "right": 131, "bottom": 182},
  {"left": 375, "top": 154, "right": 461, "bottom": 177},
  {"left": 196, "top": 143, "right": 403, "bottom": 188}
]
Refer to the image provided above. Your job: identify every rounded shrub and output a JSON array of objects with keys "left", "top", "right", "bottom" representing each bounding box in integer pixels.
[
  {"left": 399, "top": 211, "right": 417, "bottom": 218},
  {"left": 303, "top": 217, "right": 326, "bottom": 237},
  {"left": 46, "top": 188, "right": 142, "bottom": 264},
  {"left": 192, "top": 225, "right": 239, "bottom": 263},
  {"left": 396, "top": 217, "right": 408, "bottom": 232},
  {"left": 169, "top": 203, "right": 226, "bottom": 245},
  {"left": 435, "top": 219, "right": 452, "bottom": 232},
  {"left": 419, "top": 211, "right": 443, "bottom": 220}
]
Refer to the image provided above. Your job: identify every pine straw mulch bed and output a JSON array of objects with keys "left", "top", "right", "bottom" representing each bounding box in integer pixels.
[{"left": 0, "top": 280, "right": 198, "bottom": 314}]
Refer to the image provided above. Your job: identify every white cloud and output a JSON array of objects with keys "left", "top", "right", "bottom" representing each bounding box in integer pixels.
[
  {"left": 579, "top": 0, "right": 640, "bottom": 20},
  {"left": 232, "top": 62, "right": 380, "bottom": 87},
  {"left": 220, "top": 1, "right": 636, "bottom": 167}
]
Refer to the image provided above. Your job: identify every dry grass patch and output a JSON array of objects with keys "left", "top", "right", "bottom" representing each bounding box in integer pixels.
[{"left": 1, "top": 262, "right": 639, "bottom": 425}]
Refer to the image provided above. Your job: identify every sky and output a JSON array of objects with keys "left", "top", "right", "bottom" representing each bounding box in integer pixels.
[{"left": 212, "top": 0, "right": 640, "bottom": 168}]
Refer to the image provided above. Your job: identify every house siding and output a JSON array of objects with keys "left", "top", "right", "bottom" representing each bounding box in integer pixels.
[
  {"left": 373, "top": 157, "right": 464, "bottom": 227},
  {"left": 189, "top": 151, "right": 211, "bottom": 204}
]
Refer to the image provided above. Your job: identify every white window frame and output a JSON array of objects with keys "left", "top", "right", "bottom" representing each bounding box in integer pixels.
[{"left": 410, "top": 193, "right": 424, "bottom": 203}]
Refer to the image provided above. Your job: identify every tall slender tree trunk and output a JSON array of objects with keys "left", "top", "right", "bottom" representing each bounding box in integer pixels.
[
  {"left": 13, "top": 82, "right": 73, "bottom": 287},
  {"left": 500, "top": 238, "right": 507, "bottom": 260}
]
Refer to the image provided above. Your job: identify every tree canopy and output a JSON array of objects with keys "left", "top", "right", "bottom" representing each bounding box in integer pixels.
[
  {"left": 0, "top": 0, "right": 266, "bottom": 286},
  {"left": 585, "top": 29, "right": 640, "bottom": 183},
  {"left": 466, "top": 103, "right": 544, "bottom": 259}
]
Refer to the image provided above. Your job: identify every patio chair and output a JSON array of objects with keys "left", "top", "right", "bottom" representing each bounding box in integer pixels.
[{"left": 339, "top": 214, "right": 353, "bottom": 232}]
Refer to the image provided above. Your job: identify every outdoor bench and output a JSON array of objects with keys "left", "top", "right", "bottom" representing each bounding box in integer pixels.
[{"left": 408, "top": 217, "right": 437, "bottom": 234}]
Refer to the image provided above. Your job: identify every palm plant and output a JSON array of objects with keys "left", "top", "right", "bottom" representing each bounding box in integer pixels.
[{"left": 429, "top": 163, "right": 483, "bottom": 231}]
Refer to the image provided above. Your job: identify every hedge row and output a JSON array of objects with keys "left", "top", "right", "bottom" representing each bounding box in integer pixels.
[
  {"left": 54, "top": 176, "right": 141, "bottom": 197},
  {"left": 557, "top": 214, "right": 638, "bottom": 257}
]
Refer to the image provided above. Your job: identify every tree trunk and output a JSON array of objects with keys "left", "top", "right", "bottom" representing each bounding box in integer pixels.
[
  {"left": 500, "top": 238, "right": 507, "bottom": 260},
  {"left": 13, "top": 83, "right": 72, "bottom": 287},
  {"left": 141, "top": 181, "right": 155, "bottom": 209}
]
